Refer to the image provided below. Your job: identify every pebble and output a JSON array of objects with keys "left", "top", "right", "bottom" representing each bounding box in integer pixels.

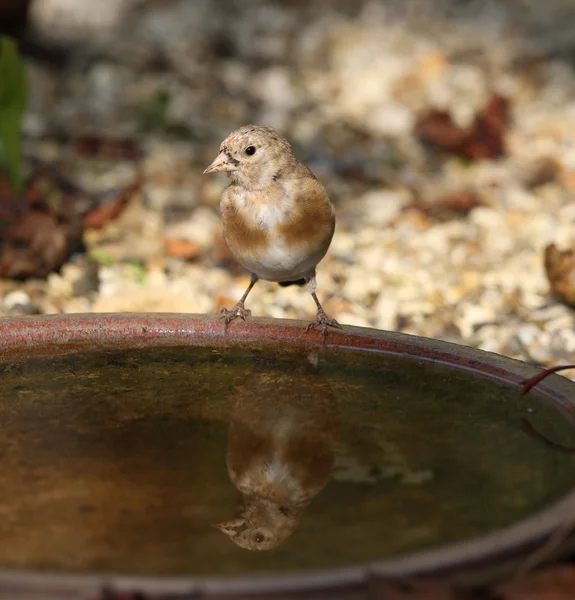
[
  {"left": 356, "top": 190, "right": 412, "bottom": 227},
  {"left": 367, "top": 103, "right": 415, "bottom": 137},
  {"left": 164, "top": 207, "right": 220, "bottom": 248},
  {"left": 3, "top": 291, "right": 32, "bottom": 312}
]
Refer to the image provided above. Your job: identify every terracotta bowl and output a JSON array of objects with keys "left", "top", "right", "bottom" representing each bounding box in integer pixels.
[{"left": 0, "top": 313, "right": 574, "bottom": 600}]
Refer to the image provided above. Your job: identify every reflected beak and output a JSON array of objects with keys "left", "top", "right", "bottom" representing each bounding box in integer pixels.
[
  {"left": 213, "top": 518, "right": 245, "bottom": 537},
  {"left": 203, "top": 151, "right": 235, "bottom": 174}
]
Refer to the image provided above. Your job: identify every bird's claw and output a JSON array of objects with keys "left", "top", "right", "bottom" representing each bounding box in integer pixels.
[
  {"left": 220, "top": 305, "right": 252, "bottom": 332},
  {"left": 306, "top": 309, "right": 341, "bottom": 344}
]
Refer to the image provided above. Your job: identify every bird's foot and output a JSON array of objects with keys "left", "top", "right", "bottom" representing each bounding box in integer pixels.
[
  {"left": 306, "top": 309, "right": 341, "bottom": 344},
  {"left": 220, "top": 304, "right": 252, "bottom": 332}
]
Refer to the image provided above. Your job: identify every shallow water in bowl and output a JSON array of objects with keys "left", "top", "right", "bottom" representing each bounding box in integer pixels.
[{"left": 0, "top": 345, "right": 574, "bottom": 576}]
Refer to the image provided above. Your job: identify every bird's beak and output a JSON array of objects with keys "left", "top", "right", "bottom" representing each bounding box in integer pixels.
[
  {"left": 213, "top": 517, "right": 245, "bottom": 537},
  {"left": 203, "top": 151, "right": 235, "bottom": 174}
]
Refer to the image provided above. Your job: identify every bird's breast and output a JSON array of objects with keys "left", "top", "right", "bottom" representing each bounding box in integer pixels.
[
  {"left": 222, "top": 186, "right": 334, "bottom": 282},
  {"left": 236, "top": 457, "right": 310, "bottom": 505}
]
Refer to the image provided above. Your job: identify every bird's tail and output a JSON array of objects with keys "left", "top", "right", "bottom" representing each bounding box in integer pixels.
[{"left": 278, "top": 279, "right": 306, "bottom": 287}]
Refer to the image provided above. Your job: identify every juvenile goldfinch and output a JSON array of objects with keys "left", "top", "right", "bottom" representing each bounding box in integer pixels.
[{"left": 203, "top": 125, "right": 340, "bottom": 340}]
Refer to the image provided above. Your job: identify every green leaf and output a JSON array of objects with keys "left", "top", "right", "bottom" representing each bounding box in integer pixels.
[
  {"left": 124, "top": 258, "right": 147, "bottom": 284},
  {"left": 138, "top": 87, "right": 171, "bottom": 134},
  {"left": 0, "top": 35, "right": 28, "bottom": 193},
  {"left": 89, "top": 250, "right": 115, "bottom": 267}
]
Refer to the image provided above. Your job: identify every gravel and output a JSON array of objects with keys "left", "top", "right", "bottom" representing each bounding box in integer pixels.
[{"left": 2, "top": 0, "right": 575, "bottom": 379}]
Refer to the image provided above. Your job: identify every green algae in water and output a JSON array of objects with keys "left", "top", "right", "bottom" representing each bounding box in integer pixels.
[{"left": 0, "top": 346, "right": 574, "bottom": 576}]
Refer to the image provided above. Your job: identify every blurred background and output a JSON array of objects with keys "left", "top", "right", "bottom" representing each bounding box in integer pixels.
[{"left": 1, "top": 0, "right": 575, "bottom": 375}]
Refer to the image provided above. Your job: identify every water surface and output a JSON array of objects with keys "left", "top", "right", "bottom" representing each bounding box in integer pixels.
[{"left": 0, "top": 346, "right": 574, "bottom": 576}]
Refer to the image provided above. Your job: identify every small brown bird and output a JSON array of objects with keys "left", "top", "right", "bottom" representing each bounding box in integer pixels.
[
  {"left": 203, "top": 125, "right": 340, "bottom": 340},
  {"left": 215, "top": 368, "right": 338, "bottom": 551}
]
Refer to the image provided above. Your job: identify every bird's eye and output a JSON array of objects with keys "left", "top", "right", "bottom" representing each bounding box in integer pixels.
[
  {"left": 245, "top": 146, "right": 256, "bottom": 156},
  {"left": 253, "top": 533, "right": 265, "bottom": 544}
]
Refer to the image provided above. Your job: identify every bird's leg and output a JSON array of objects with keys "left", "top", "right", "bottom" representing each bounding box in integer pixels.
[
  {"left": 305, "top": 271, "right": 341, "bottom": 343},
  {"left": 220, "top": 274, "right": 259, "bottom": 330}
]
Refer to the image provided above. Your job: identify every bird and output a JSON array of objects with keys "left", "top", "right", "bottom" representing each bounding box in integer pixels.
[
  {"left": 214, "top": 366, "right": 338, "bottom": 551},
  {"left": 203, "top": 125, "right": 341, "bottom": 341}
]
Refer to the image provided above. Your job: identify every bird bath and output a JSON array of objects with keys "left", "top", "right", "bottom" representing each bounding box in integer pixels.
[{"left": 0, "top": 313, "right": 574, "bottom": 599}]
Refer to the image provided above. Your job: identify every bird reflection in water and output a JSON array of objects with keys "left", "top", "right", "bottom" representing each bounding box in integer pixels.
[{"left": 215, "top": 357, "right": 338, "bottom": 550}]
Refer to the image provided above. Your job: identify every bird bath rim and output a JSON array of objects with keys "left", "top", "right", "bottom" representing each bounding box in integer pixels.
[{"left": 0, "top": 312, "right": 574, "bottom": 598}]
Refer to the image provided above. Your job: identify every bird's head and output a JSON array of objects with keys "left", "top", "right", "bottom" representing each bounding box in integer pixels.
[
  {"left": 214, "top": 498, "right": 302, "bottom": 551},
  {"left": 203, "top": 125, "right": 296, "bottom": 189},
  {"left": 213, "top": 517, "right": 282, "bottom": 551}
]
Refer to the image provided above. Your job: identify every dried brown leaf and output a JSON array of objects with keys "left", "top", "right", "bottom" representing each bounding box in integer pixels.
[
  {"left": 83, "top": 176, "right": 142, "bottom": 230},
  {"left": 415, "top": 93, "right": 509, "bottom": 160},
  {"left": 0, "top": 132, "right": 142, "bottom": 278},
  {"left": 522, "top": 365, "right": 575, "bottom": 395},
  {"left": 74, "top": 136, "right": 141, "bottom": 161},
  {"left": 0, "top": 167, "right": 87, "bottom": 279},
  {"left": 544, "top": 243, "right": 575, "bottom": 306},
  {"left": 0, "top": 211, "right": 73, "bottom": 278},
  {"left": 164, "top": 237, "right": 203, "bottom": 260},
  {"left": 404, "top": 191, "right": 483, "bottom": 222},
  {"left": 414, "top": 110, "right": 471, "bottom": 153}
]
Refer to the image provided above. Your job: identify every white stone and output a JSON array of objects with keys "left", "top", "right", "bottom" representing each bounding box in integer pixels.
[
  {"left": 356, "top": 190, "right": 411, "bottom": 228},
  {"left": 367, "top": 103, "right": 415, "bottom": 137},
  {"left": 3, "top": 291, "right": 31, "bottom": 311},
  {"left": 455, "top": 304, "right": 496, "bottom": 339}
]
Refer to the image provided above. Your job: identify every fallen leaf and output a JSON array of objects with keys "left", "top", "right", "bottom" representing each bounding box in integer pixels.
[
  {"left": 544, "top": 243, "right": 575, "bottom": 306},
  {"left": 403, "top": 191, "right": 483, "bottom": 222},
  {"left": 74, "top": 136, "right": 141, "bottom": 161},
  {"left": 0, "top": 169, "right": 140, "bottom": 278},
  {"left": 415, "top": 93, "right": 509, "bottom": 160},
  {"left": 522, "top": 365, "right": 575, "bottom": 394},
  {"left": 164, "top": 237, "right": 203, "bottom": 260},
  {"left": 0, "top": 210, "right": 78, "bottom": 279},
  {"left": 0, "top": 130, "right": 143, "bottom": 278},
  {"left": 414, "top": 110, "right": 470, "bottom": 154},
  {"left": 0, "top": 168, "right": 85, "bottom": 279},
  {"left": 83, "top": 176, "right": 142, "bottom": 230}
]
